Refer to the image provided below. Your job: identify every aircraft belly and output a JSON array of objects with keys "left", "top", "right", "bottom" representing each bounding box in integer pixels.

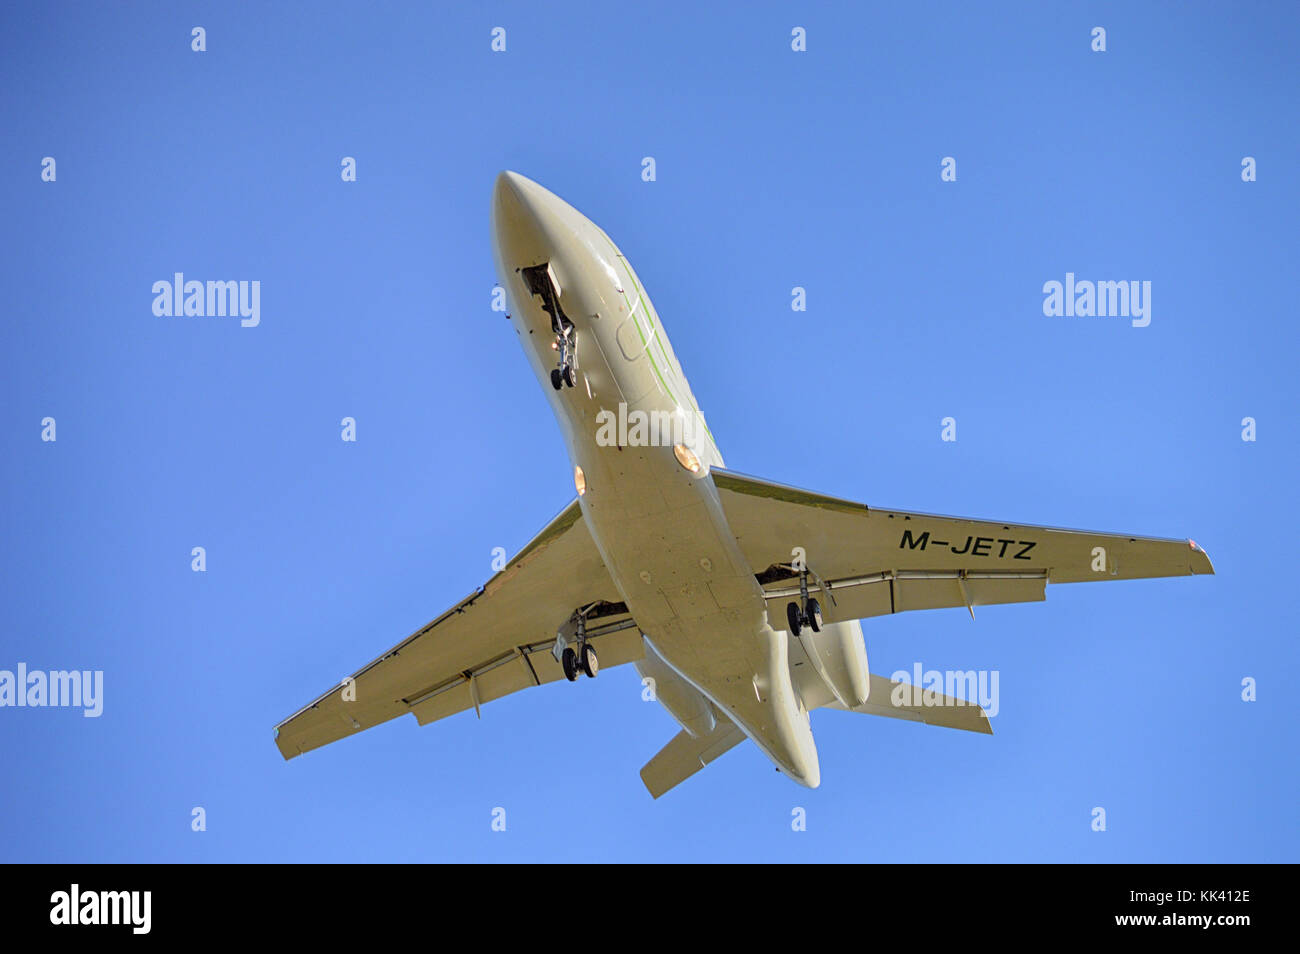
[
  {"left": 497, "top": 175, "right": 818, "bottom": 786},
  {"left": 643, "top": 619, "right": 820, "bottom": 787},
  {"left": 575, "top": 458, "right": 821, "bottom": 786}
]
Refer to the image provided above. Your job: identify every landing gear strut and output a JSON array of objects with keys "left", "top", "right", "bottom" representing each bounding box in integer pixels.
[
  {"left": 554, "top": 607, "right": 599, "bottom": 681},
  {"left": 786, "top": 566, "right": 823, "bottom": 637},
  {"left": 549, "top": 320, "right": 577, "bottom": 391},
  {"left": 521, "top": 264, "right": 579, "bottom": 391}
]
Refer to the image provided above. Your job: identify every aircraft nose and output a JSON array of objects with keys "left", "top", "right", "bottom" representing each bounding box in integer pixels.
[
  {"left": 491, "top": 170, "right": 570, "bottom": 261},
  {"left": 491, "top": 170, "right": 527, "bottom": 215}
]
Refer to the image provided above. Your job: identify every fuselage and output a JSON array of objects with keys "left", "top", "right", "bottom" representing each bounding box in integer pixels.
[{"left": 490, "top": 171, "right": 825, "bottom": 786}]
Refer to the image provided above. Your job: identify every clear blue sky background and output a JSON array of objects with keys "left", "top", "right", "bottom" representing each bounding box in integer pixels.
[{"left": 2, "top": 2, "right": 1295, "bottom": 862}]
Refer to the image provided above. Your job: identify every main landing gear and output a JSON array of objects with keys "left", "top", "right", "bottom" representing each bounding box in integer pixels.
[
  {"left": 553, "top": 607, "right": 598, "bottom": 681},
  {"left": 786, "top": 565, "right": 824, "bottom": 637}
]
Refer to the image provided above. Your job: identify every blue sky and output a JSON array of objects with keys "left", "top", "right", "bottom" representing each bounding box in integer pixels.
[{"left": 1, "top": 1, "right": 1295, "bottom": 862}]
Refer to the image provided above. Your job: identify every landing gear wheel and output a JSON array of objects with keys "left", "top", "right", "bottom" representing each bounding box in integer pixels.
[
  {"left": 580, "top": 642, "right": 599, "bottom": 678},
  {"left": 807, "top": 598, "right": 822, "bottom": 633},
  {"left": 550, "top": 369, "right": 563, "bottom": 391},
  {"left": 561, "top": 646, "right": 579, "bottom": 681},
  {"left": 786, "top": 601, "right": 802, "bottom": 637},
  {"left": 562, "top": 365, "right": 576, "bottom": 388}
]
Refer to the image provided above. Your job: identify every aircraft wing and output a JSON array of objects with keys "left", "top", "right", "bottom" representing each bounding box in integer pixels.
[
  {"left": 711, "top": 469, "right": 1213, "bottom": 623},
  {"left": 274, "top": 499, "right": 641, "bottom": 760}
]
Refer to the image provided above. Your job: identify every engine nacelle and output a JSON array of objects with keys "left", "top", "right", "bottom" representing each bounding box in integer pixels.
[
  {"left": 795, "top": 618, "right": 870, "bottom": 708},
  {"left": 635, "top": 637, "right": 716, "bottom": 738}
]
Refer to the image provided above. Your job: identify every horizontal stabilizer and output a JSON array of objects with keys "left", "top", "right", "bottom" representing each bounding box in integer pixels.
[
  {"left": 825, "top": 673, "right": 993, "bottom": 734},
  {"left": 640, "top": 712, "right": 746, "bottom": 798}
]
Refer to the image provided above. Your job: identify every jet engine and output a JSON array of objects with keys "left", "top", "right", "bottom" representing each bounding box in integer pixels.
[
  {"left": 634, "top": 638, "right": 716, "bottom": 737},
  {"left": 790, "top": 618, "right": 870, "bottom": 709}
]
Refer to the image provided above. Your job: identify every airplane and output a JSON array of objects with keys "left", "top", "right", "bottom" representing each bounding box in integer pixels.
[{"left": 273, "top": 171, "right": 1214, "bottom": 797}]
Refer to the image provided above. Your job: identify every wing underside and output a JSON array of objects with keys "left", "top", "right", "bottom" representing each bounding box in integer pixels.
[
  {"left": 277, "top": 467, "right": 1212, "bottom": 793},
  {"left": 710, "top": 468, "right": 1212, "bottom": 625},
  {"left": 274, "top": 498, "right": 639, "bottom": 759}
]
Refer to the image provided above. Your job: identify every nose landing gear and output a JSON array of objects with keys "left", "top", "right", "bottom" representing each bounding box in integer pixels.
[
  {"left": 520, "top": 263, "right": 579, "bottom": 391},
  {"left": 549, "top": 323, "right": 577, "bottom": 391}
]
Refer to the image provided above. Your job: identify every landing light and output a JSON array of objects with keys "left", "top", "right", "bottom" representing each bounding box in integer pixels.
[
  {"left": 673, "top": 444, "right": 701, "bottom": 474},
  {"left": 574, "top": 466, "right": 586, "bottom": 496}
]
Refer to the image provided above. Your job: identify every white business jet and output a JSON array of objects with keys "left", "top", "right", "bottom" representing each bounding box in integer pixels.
[{"left": 274, "top": 171, "right": 1213, "bottom": 797}]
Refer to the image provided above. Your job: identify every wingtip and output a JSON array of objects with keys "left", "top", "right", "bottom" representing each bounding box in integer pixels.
[
  {"left": 1188, "top": 539, "right": 1215, "bottom": 575},
  {"left": 274, "top": 731, "right": 299, "bottom": 761}
]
